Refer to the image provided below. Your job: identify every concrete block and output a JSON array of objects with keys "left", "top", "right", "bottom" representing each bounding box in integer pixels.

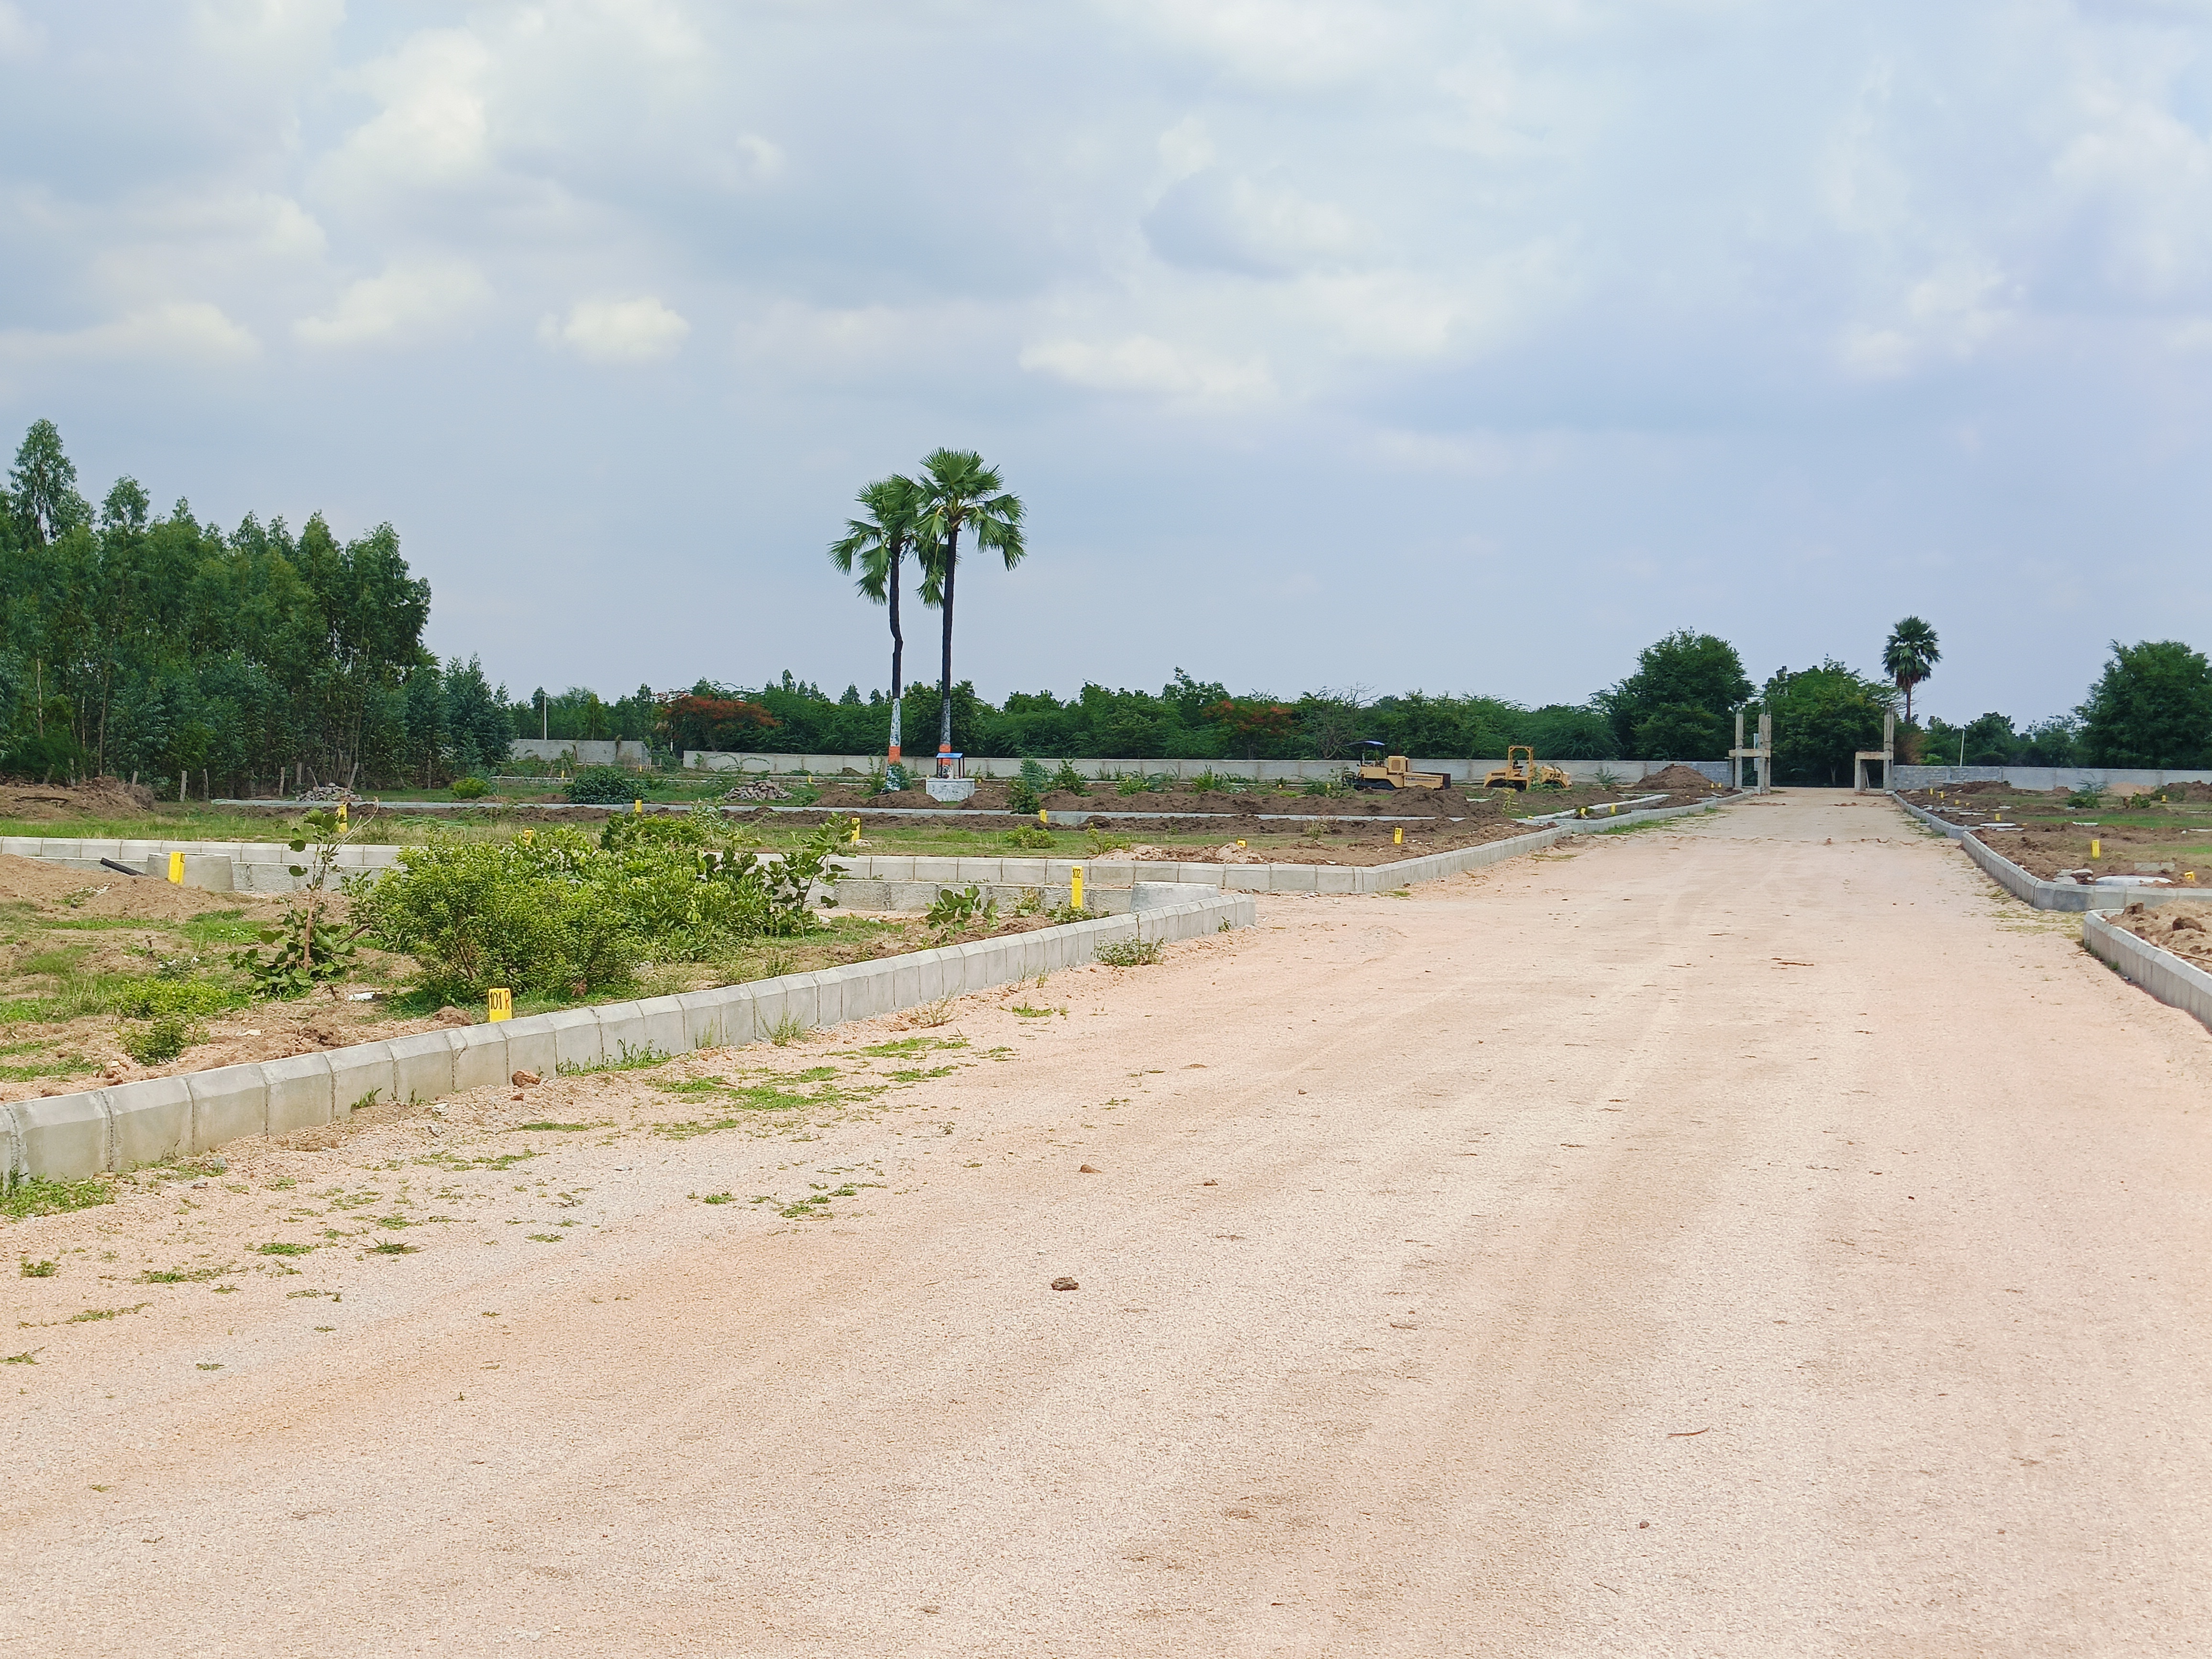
[
  {"left": 1017, "top": 934, "right": 1049, "bottom": 980},
  {"left": 11, "top": 1090, "right": 111, "bottom": 1178},
  {"left": 593, "top": 1001, "right": 653, "bottom": 1063},
  {"left": 747, "top": 983, "right": 790, "bottom": 1038},
  {"left": 891, "top": 958, "right": 923, "bottom": 1009},
  {"left": 182, "top": 855, "right": 234, "bottom": 892},
  {"left": 101, "top": 1074, "right": 196, "bottom": 1166},
  {"left": 634, "top": 995, "right": 687, "bottom": 1057},
  {"left": 1177, "top": 863, "right": 1227, "bottom": 886},
  {"left": 676, "top": 988, "right": 745, "bottom": 1051},
  {"left": 1223, "top": 867, "right": 1268, "bottom": 892},
  {"left": 263, "top": 1052, "right": 335, "bottom": 1133},
  {"left": 386, "top": 1030, "right": 459, "bottom": 1102},
  {"left": 542, "top": 1009, "right": 605, "bottom": 1073},
  {"left": 499, "top": 1017, "right": 558, "bottom": 1082},
  {"left": 446, "top": 1025, "right": 508, "bottom": 1093},
  {"left": 779, "top": 976, "right": 821, "bottom": 1032},
  {"left": 952, "top": 942, "right": 990, "bottom": 993},
  {"left": 913, "top": 858, "right": 959, "bottom": 884},
  {"left": 176, "top": 1067, "right": 264, "bottom": 1155},
  {"left": 328, "top": 1045, "right": 397, "bottom": 1114},
  {"left": 998, "top": 858, "right": 1047, "bottom": 885},
  {"left": 1269, "top": 864, "right": 1318, "bottom": 893}
]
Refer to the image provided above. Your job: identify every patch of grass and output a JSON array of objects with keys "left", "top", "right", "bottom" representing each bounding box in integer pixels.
[
  {"left": 254, "top": 1241, "right": 314, "bottom": 1257},
  {"left": 67, "top": 1303, "right": 150, "bottom": 1323},
  {"left": 119, "top": 1013, "right": 197, "bottom": 1065},
  {"left": 20, "top": 1258, "right": 58, "bottom": 1277},
  {"left": 1094, "top": 939, "right": 1163, "bottom": 967},
  {"left": 697, "top": 1191, "right": 736, "bottom": 1204},
  {"left": 556, "top": 1041, "right": 673, "bottom": 1077},
  {"left": 0, "top": 1051, "right": 98, "bottom": 1084},
  {"left": 511, "top": 1120, "right": 606, "bottom": 1133},
  {"left": 138, "top": 1157, "right": 227, "bottom": 1184},
  {"left": 768, "top": 1013, "right": 807, "bottom": 1046},
  {"left": 885, "top": 1065, "right": 957, "bottom": 1082},
  {"left": 5, "top": 1349, "right": 40, "bottom": 1364},
  {"left": 905, "top": 996, "right": 958, "bottom": 1029},
  {"left": 139, "top": 1262, "right": 236, "bottom": 1283},
  {"left": 366, "top": 1240, "right": 418, "bottom": 1255},
  {"left": 1, "top": 1174, "right": 115, "bottom": 1220},
  {"left": 1008, "top": 1003, "right": 1065, "bottom": 1018},
  {"left": 524, "top": 1233, "right": 563, "bottom": 1243},
  {"left": 850, "top": 1035, "right": 967, "bottom": 1058}
]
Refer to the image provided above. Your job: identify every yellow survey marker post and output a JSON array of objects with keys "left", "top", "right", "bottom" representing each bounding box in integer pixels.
[
  {"left": 167, "top": 852, "right": 184, "bottom": 884},
  {"left": 487, "top": 988, "right": 512, "bottom": 1022},
  {"left": 848, "top": 816, "right": 862, "bottom": 845},
  {"left": 1070, "top": 865, "right": 1083, "bottom": 910},
  {"left": 633, "top": 798, "right": 642, "bottom": 814}
]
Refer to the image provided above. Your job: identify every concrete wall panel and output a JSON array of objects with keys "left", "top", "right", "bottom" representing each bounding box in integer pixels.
[
  {"left": 263, "top": 1052, "right": 335, "bottom": 1133},
  {"left": 11, "top": 1092, "right": 111, "bottom": 1179}
]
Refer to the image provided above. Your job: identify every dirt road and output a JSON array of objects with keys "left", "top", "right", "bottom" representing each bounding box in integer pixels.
[{"left": 6, "top": 791, "right": 2209, "bottom": 1656}]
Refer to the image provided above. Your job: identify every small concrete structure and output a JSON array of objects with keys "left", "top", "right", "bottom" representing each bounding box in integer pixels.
[
  {"left": 1729, "top": 709, "right": 1772, "bottom": 795},
  {"left": 1854, "top": 711, "right": 1896, "bottom": 794}
]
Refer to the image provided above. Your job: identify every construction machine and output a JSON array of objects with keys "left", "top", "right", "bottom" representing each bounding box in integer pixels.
[
  {"left": 1482, "top": 746, "right": 1571, "bottom": 791},
  {"left": 1350, "top": 742, "right": 1449, "bottom": 790}
]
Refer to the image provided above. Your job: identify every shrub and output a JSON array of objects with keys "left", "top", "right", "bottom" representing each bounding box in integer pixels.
[
  {"left": 1050, "top": 760, "right": 1088, "bottom": 795},
  {"left": 1116, "top": 774, "right": 1147, "bottom": 796},
  {"left": 120, "top": 1014, "right": 196, "bottom": 1065},
  {"left": 927, "top": 885, "right": 996, "bottom": 937},
  {"left": 1006, "top": 780, "right": 1041, "bottom": 816},
  {"left": 1002, "top": 827, "right": 1056, "bottom": 850},
  {"left": 449, "top": 775, "right": 488, "bottom": 800},
  {"left": 1018, "top": 758, "right": 1051, "bottom": 793},
  {"left": 1094, "top": 939, "right": 1162, "bottom": 967},
  {"left": 566, "top": 766, "right": 638, "bottom": 805}
]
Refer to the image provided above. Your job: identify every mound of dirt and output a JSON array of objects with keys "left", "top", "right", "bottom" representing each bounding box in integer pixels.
[
  {"left": 0, "top": 852, "right": 274, "bottom": 921},
  {"left": 0, "top": 777, "right": 157, "bottom": 819},
  {"left": 1641, "top": 765, "right": 1720, "bottom": 793},
  {"left": 1945, "top": 779, "right": 2015, "bottom": 796}
]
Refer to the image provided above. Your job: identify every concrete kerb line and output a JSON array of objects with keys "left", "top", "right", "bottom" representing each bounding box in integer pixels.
[
  {"left": 1890, "top": 793, "right": 2195, "bottom": 914},
  {"left": 2082, "top": 912, "right": 2212, "bottom": 1035},
  {"left": 0, "top": 888, "right": 1256, "bottom": 1183}
]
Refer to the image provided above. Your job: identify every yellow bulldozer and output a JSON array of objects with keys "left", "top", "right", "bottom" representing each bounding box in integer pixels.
[
  {"left": 1482, "top": 745, "right": 1571, "bottom": 791},
  {"left": 1351, "top": 742, "right": 1449, "bottom": 790}
]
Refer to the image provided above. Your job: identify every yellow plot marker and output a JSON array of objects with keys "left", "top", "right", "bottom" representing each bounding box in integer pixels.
[
  {"left": 1039, "top": 807, "right": 1049, "bottom": 827},
  {"left": 167, "top": 852, "right": 184, "bottom": 884},
  {"left": 633, "top": 797, "right": 642, "bottom": 814},
  {"left": 487, "top": 988, "right": 512, "bottom": 1022},
  {"left": 336, "top": 800, "right": 347, "bottom": 826},
  {"left": 2090, "top": 839, "right": 2101, "bottom": 860},
  {"left": 519, "top": 828, "right": 534, "bottom": 846},
  {"left": 1070, "top": 865, "right": 1084, "bottom": 910},
  {"left": 849, "top": 816, "right": 862, "bottom": 845},
  {"left": 1394, "top": 825, "right": 1404, "bottom": 845},
  {"left": 1236, "top": 839, "right": 1247, "bottom": 849},
  {"left": 2187, "top": 872, "right": 2197, "bottom": 883}
]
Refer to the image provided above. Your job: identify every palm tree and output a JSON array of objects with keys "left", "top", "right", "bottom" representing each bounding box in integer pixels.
[
  {"left": 829, "top": 475, "right": 932, "bottom": 770},
  {"left": 912, "top": 448, "right": 1025, "bottom": 769},
  {"left": 1882, "top": 617, "right": 1941, "bottom": 724}
]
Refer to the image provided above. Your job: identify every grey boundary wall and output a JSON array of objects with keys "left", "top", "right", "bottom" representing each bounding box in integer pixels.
[
  {"left": 2, "top": 795, "right": 1728, "bottom": 897},
  {"left": 1891, "top": 794, "right": 2195, "bottom": 914},
  {"left": 0, "top": 889, "right": 1256, "bottom": 1184},
  {"left": 1897, "top": 765, "right": 2212, "bottom": 791},
  {"left": 2082, "top": 912, "right": 2212, "bottom": 1036},
  {"left": 508, "top": 739, "right": 652, "bottom": 767},
  {"left": 675, "top": 751, "right": 1733, "bottom": 788}
]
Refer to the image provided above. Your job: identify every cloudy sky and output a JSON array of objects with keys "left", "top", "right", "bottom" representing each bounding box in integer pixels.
[{"left": 3, "top": 0, "right": 2209, "bottom": 726}]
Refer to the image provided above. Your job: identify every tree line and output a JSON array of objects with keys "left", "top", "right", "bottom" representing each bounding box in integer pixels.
[{"left": 7, "top": 418, "right": 2211, "bottom": 792}]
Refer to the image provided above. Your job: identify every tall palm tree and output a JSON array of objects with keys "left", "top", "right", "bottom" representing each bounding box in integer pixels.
[
  {"left": 829, "top": 475, "right": 931, "bottom": 770},
  {"left": 912, "top": 448, "right": 1025, "bottom": 769},
  {"left": 1882, "top": 616, "right": 1941, "bottom": 724}
]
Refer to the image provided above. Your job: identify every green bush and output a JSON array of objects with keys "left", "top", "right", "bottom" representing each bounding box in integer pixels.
[
  {"left": 449, "top": 775, "right": 488, "bottom": 800},
  {"left": 927, "top": 885, "right": 996, "bottom": 936},
  {"left": 354, "top": 820, "right": 843, "bottom": 1002},
  {"left": 1050, "top": 760, "right": 1089, "bottom": 795},
  {"left": 566, "top": 766, "right": 638, "bottom": 805},
  {"left": 1002, "top": 826, "right": 1056, "bottom": 850},
  {"left": 1094, "top": 939, "right": 1162, "bottom": 967},
  {"left": 1018, "top": 758, "right": 1051, "bottom": 793},
  {"left": 120, "top": 1014, "right": 196, "bottom": 1064},
  {"left": 1006, "top": 780, "right": 1041, "bottom": 816},
  {"left": 1116, "top": 774, "right": 1147, "bottom": 796}
]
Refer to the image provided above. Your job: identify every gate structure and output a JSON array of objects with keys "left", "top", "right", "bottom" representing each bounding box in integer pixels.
[
  {"left": 1730, "top": 708, "right": 1771, "bottom": 794},
  {"left": 1854, "top": 711, "right": 1895, "bottom": 793}
]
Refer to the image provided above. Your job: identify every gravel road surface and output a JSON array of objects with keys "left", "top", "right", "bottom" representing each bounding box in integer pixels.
[{"left": 5, "top": 790, "right": 2207, "bottom": 1657}]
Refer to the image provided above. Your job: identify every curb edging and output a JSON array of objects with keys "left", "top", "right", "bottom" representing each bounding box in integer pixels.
[
  {"left": 1891, "top": 794, "right": 2192, "bottom": 913},
  {"left": 0, "top": 887, "right": 1254, "bottom": 1183},
  {"left": 2083, "top": 911, "right": 2212, "bottom": 1035}
]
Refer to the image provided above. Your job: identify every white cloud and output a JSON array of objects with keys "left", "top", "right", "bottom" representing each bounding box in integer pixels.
[
  {"left": 294, "top": 259, "right": 492, "bottom": 347},
  {"left": 1145, "top": 170, "right": 1359, "bottom": 276},
  {"left": 540, "top": 296, "right": 690, "bottom": 364},
  {"left": 0, "top": 301, "right": 259, "bottom": 365},
  {"left": 0, "top": 0, "right": 44, "bottom": 59},
  {"left": 1018, "top": 333, "right": 1276, "bottom": 404},
  {"left": 1838, "top": 261, "right": 2015, "bottom": 378}
]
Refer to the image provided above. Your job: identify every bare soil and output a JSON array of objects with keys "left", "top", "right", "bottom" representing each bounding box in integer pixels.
[
  {"left": 7, "top": 791, "right": 2208, "bottom": 1654},
  {"left": 2114, "top": 897, "right": 2212, "bottom": 971},
  {"left": 0, "top": 778, "right": 157, "bottom": 819}
]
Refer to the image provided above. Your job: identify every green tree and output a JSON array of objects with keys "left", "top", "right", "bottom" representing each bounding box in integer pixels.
[
  {"left": 829, "top": 474, "right": 932, "bottom": 769},
  {"left": 7, "top": 419, "right": 90, "bottom": 546},
  {"left": 1600, "top": 630, "right": 1752, "bottom": 758},
  {"left": 1764, "top": 661, "right": 1891, "bottom": 784},
  {"left": 1881, "top": 617, "right": 1940, "bottom": 725},
  {"left": 2077, "top": 640, "right": 2212, "bottom": 767},
  {"left": 912, "top": 449, "right": 1025, "bottom": 766}
]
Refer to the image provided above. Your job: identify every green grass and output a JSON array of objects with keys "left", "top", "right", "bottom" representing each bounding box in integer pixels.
[
  {"left": 138, "top": 1262, "right": 236, "bottom": 1283},
  {"left": 67, "top": 1303, "right": 149, "bottom": 1323},
  {"left": 254, "top": 1241, "right": 314, "bottom": 1256},
  {"left": 0, "top": 1052, "right": 98, "bottom": 1083},
  {"left": 510, "top": 1120, "right": 606, "bottom": 1133},
  {"left": 1, "top": 1175, "right": 115, "bottom": 1220},
  {"left": 19, "top": 1258, "right": 58, "bottom": 1276},
  {"left": 555, "top": 1042, "right": 673, "bottom": 1077},
  {"left": 847, "top": 1036, "right": 967, "bottom": 1059}
]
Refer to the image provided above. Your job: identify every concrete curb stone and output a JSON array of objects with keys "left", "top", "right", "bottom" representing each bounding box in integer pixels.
[{"left": 2083, "top": 912, "right": 2212, "bottom": 1035}]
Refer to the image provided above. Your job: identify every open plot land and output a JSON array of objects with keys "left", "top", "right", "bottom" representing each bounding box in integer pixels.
[
  {"left": 1901, "top": 783, "right": 2212, "bottom": 882},
  {"left": 4, "top": 790, "right": 2207, "bottom": 1655}
]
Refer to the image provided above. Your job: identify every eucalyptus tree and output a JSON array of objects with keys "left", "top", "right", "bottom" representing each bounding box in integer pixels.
[
  {"left": 911, "top": 448, "right": 1024, "bottom": 768},
  {"left": 828, "top": 474, "right": 932, "bottom": 770},
  {"left": 1882, "top": 616, "right": 1941, "bottom": 724}
]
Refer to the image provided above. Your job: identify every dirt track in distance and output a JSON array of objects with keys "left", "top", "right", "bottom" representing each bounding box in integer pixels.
[{"left": 4, "top": 790, "right": 2208, "bottom": 1657}]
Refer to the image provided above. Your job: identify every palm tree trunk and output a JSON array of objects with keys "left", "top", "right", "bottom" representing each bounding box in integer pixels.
[
  {"left": 887, "top": 540, "right": 905, "bottom": 765},
  {"left": 937, "top": 524, "right": 961, "bottom": 767}
]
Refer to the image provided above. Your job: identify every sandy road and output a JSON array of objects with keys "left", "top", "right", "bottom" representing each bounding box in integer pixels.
[{"left": 5, "top": 790, "right": 2210, "bottom": 1657}]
